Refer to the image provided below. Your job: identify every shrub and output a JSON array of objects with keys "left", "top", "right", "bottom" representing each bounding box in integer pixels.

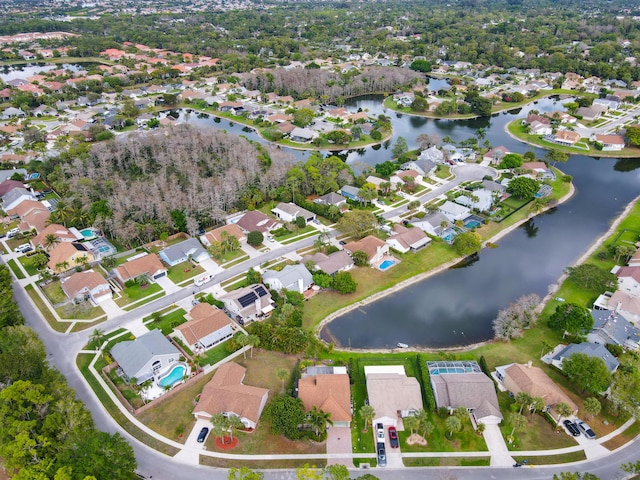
[{"left": 247, "top": 230, "right": 264, "bottom": 246}]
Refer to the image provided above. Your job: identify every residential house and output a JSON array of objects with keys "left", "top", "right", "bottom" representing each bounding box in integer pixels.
[
  {"left": 61, "top": 269, "right": 112, "bottom": 304},
  {"left": 408, "top": 211, "right": 451, "bottom": 238},
  {"left": 386, "top": 225, "right": 431, "bottom": 253},
  {"left": 439, "top": 201, "right": 471, "bottom": 222},
  {"left": 220, "top": 284, "right": 274, "bottom": 324},
  {"left": 298, "top": 367, "right": 352, "bottom": 428},
  {"left": 173, "top": 303, "right": 235, "bottom": 351},
  {"left": 263, "top": 264, "right": 313, "bottom": 294},
  {"left": 494, "top": 362, "right": 578, "bottom": 419},
  {"left": 455, "top": 189, "right": 494, "bottom": 212},
  {"left": 594, "top": 134, "right": 625, "bottom": 151},
  {"left": 159, "top": 238, "right": 209, "bottom": 267},
  {"left": 113, "top": 253, "right": 167, "bottom": 286},
  {"left": 31, "top": 224, "right": 80, "bottom": 250},
  {"left": 343, "top": 236, "right": 389, "bottom": 266},
  {"left": 608, "top": 290, "right": 640, "bottom": 324},
  {"left": 339, "top": 185, "right": 362, "bottom": 202},
  {"left": 403, "top": 158, "right": 437, "bottom": 178},
  {"left": 111, "top": 329, "right": 180, "bottom": 385},
  {"left": 0, "top": 179, "right": 25, "bottom": 197},
  {"left": 0, "top": 169, "right": 27, "bottom": 183},
  {"left": 301, "top": 250, "right": 354, "bottom": 276},
  {"left": 553, "top": 129, "right": 581, "bottom": 146},
  {"left": 630, "top": 248, "right": 640, "bottom": 268},
  {"left": 397, "top": 169, "right": 423, "bottom": 184},
  {"left": 481, "top": 180, "right": 507, "bottom": 196},
  {"left": 428, "top": 361, "right": 503, "bottom": 425},
  {"left": 314, "top": 192, "right": 347, "bottom": 208},
  {"left": 483, "top": 146, "right": 510, "bottom": 165},
  {"left": 290, "top": 127, "right": 315, "bottom": 143},
  {"left": 593, "top": 98, "right": 619, "bottom": 111},
  {"left": 271, "top": 202, "right": 316, "bottom": 224},
  {"left": 551, "top": 343, "right": 619, "bottom": 373},
  {"left": 575, "top": 106, "right": 606, "bottom": 121},
  {"left": 418, "top": 146, "right": 445, "bottom": 164},
  {"left": 236, "top": 211, "right": 280, "bottom": 233},
  {"left": 201, "top": 224, "right": 247, "bottom": 247},
  {"left": 588, "top": 310, "right": 640, "bottom": 351},
  {"left": 614, "top": 266, "right": 640, "bottom": 297},
  {"left": 1, "top": 107, "right": 25, "bottom": 119},
  {"left": 2, "top": 187, "right": 36, "bottom": 211},
  {"left": 17, "top": 205, "right": 50, "bottom": 232},
  {"left": 193, "top": 362, "right": 269, "bottom": 429},
  {"left": 364, "top": 365, "right": 423, "bottom": 427},
  {"left": 47, "top": 242, "right": 94, "bottom": 273},
  {"left": 529, "top": 120, "right": 553, "bottom": 136}
]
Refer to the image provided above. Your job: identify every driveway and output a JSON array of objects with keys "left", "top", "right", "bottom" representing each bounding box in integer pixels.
[
  {"left": 482, "top": 423, "right": 514, "bottom": 467},
  {"left": 99, "top": 298, "right": 123, "bottom": 319},
  {"left": 155, "top": 274, "right": 181, "bottom": 294},
  {"left": 326, "top": 426, "right": 354, "bottom": 467}
]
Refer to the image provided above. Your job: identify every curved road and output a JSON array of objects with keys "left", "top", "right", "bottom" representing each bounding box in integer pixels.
[{"left": 13, "top": 163, "right": 637, "bottom": 480}]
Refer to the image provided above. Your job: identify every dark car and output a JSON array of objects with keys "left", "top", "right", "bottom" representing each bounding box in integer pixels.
[
  {"left": 377, "top": 444, "right": 386, "bottom": 467},
  {"left": 339, "top": 240, "right": 346, "bottom": 245},
  {"left": 388, "top": 426, "right": 399, "bottom": 448},
  {"left": 563, "top": 419, "right": 580, "bottom": 437},
  {"left": 576, "top": 420, "right": 596, "bottom": 439},
  {"left": 197, "top": 427, "right": 209, "bottom": 443}
]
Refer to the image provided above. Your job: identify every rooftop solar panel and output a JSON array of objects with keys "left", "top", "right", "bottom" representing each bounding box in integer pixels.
[
  {"left": 255, "top": 285, "right": 268, "bottom": 297},
  {"left": 238, "top": 292, "right": 257, "bottom": 308}
]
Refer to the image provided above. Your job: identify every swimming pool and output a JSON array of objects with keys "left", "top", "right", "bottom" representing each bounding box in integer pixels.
[
  {"left": 379, "top": 260, "right": 395, "bottom": 270},
  {"left": 464, "top": 220, "right": 481, "bottom": 229},
  {"left": 158, "top": 364, "right": 187, "bottom": 388},
  {"left": 443, "top": 234, "right": 454, "bottom": 242},
  {"left": 80, "top": 228, "right": 98, "bottom": 240}
]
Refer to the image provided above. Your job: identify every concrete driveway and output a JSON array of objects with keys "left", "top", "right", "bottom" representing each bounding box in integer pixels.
[
  {"left": 482, "top": 423, "right": 514, "bottom": 467},
  {"left": 326, "top": 426, "right": 353, "bottom": 467}
]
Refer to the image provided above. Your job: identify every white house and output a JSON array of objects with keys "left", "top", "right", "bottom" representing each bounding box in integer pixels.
[
  {"left": 439, "top": 201, "right": 470, "bottom": 222},
  {"left": 614, "top": 266, "right": 640, "bottom": 297},
  {"left": 385, "top": 225, "right": 431, "bottom": 253},
  {"left": 262, "top": 264, "right": 313, "bottom": 293},
  {"left": 61, "top": 269, "right": 112, "bottom": 304},
  {"left": 271, "top": 202, "right": 316, "bottom": 224},
  {"left": 455, "top": 189, "right": 494, "bottom": 212},
  {"left": 159, "top": 238, "right": 209, "bottom": 266}
]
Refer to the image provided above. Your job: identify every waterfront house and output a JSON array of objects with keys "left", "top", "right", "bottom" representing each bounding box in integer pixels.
[
  {"left": 364, "top": 365, "right": 423, "bottom": 428},
  {"left": 298, "top": 367, "right": 352, "bottom": 428},
  {"left": 263, "top": 264, "right": 314, "bottom": 294}
]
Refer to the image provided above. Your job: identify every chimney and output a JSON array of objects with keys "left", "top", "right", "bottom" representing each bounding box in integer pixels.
[{"left": 527, "top": 360, "right": 533, "bottom": 368}]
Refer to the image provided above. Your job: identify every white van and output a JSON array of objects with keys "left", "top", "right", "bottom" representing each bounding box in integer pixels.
[
  {"left": 7, "top": 228, "right": 20, "bottom": 238},
  {"left": 14, "top": 244, "right": 33, "bottom": 254}
]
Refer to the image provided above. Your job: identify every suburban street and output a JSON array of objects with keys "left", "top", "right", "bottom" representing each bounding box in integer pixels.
[{"left": 9, "top": 161, "right": 637, "bottom": 480}]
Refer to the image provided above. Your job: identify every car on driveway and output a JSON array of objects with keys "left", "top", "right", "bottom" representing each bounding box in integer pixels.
[
  {"left": 377, "top": 443, "right": 386, "bottom": 467},
  {"left": 339, "top": 240, "right": 346, "bottom": 246},
  {"left": 197, "top": 427, "right": 209, "bottom": 443},
  {"left": 388, "top": 426, "right": 399, "bottom": 448},
  {"left": 14, "top": 244, "right": 33, "bottom": 254},
  {"left": 376, "top": 422, "right": 385, "bottom": 441},
  {"left": 576, "top": 420, "right": 596, "bottom": 439},
  {"left": 563, "top": 420, "right": 580, "bottom": 437}
]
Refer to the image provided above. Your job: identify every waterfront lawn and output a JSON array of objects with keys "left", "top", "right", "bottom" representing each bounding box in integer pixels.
[{"left": 303, "top": 241, "right": 459, "bottom": 330}]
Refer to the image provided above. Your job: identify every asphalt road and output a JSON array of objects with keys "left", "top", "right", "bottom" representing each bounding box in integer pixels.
[{"left": 11, "top": 162, "right": 638, "bottom": 480}]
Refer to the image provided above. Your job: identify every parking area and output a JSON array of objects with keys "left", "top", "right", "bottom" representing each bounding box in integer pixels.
[{"left": 326, "top": 426, "right": 353, "bottom": 467}]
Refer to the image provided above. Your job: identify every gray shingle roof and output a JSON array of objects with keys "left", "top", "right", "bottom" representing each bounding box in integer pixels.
[
  {"left": 160, "top": 238, "right": 208, "bottom": 263},
  {"left": 553, "top": 342, "right": 619, "bottom": 372},
  {"left": 111, "top": 329, "right": 179, "bottom": 379},
  {"left": 263, "top": 264, "right": 313, "bottom": 291}
]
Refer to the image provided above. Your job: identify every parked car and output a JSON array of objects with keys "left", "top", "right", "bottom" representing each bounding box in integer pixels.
[
  {"left": 388, "top": 426, "right": 399, "bottom": 448},
  {"left": 14, "top": 244, "right": 32, "bottom": 254},
  {"left": 197, "top": 427, "right": 209, "bottom": 443},
  {"left": 7, "top": 228, "right": 20, "bottom": 238},
  {"left": 563, "top": 419, "right": 580, "bottom": 437},
  {"left": 376, "top": 422, "right": 385, "bottom": 441},
  {"left": 339, "top": 240, "right": 346, "bottom": 245},
  {"left": 576, "top": 420, "right": 596, "bottom": 439},
  {"left": 377, "top": 443, "right": 386, "bottom": 467}
]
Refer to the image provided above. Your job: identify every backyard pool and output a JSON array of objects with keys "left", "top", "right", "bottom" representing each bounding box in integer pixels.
[
  {"left": 379, "top": 260, "right": 396, "bottom": 271},
  {"left": 158, "top": 364, "right": 187, "bottom": 388},
  {"left": 464, "top": 220, "right": 481, "bottom": 229},
  {"left": 79, "top": 228, "right": 98, "bottom": 240}
]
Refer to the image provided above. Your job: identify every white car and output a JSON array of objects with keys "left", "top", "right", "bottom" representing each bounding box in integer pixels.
[{"left": 14, "top": 244, "right": 33, "bottom": 254}]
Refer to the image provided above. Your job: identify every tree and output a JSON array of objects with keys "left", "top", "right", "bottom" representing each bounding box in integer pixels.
[
  {"left": 403, "top": 414, "right": 420, "bottom": 435},
  {"left": 89, "top": 328, "right": 106, "bottom": 350},
  {"left": 515, "top": 392, "right": 532, "bottom": 415},
  {"left": 228, "top": 467, "right": 264, "bottom": 480},
  {"left": 266, "top": 395, "right": 304, "bottom": 439},
  {"left": 246, "top": 268, "right": 262, "bottom": 285},
  {"left": 276, "top": 368, "right": 289, "bottom": 393},
  {"left": 492, "top": 293, "right": 541, "bottom": 340},
  {"left": 410, "top": 59, "right": 431, "bottom": 72},
  {"left": 553, "top": 472, "right": 600, "bottom": 480},
  {"left": 445, "top": 416, "right": 462, "bottom": 438},
  {"left": 453, "top": 231, "right": 482, "bottom": 256},
  {"left": 611, "top": 369, "right": 640, "bottom": 418},
  {"left": 562, "top": 353, "right": 611, "bottom": 394},
  {"left": 417, "top": 133, "right": 441, "bottom": 150},
  {"left": 548, "top": 303, "right": 594, "bottom": 338},
  {"left": 308, "top": 406, "right": 332, "bottom": 437},
  {"left": 506, "top": 176, "right": 539, "bottom": 199},
  {"left": 336, "top": 210, "right": 377, "bottom": 239},
  {"left": 359, "top": 404, "right": 375, "bottom": 432},
  {"left": 210, "top": 413, "right": 228, "bottom": 442},
  {"left": 583, "top": 397, "right": 601, "bottom": 420},
  {"left": 529, "top": 397, "right": 545, "bottom": 416},
  {"left": 506, "top": 412, "right": 526, "bottom": 442},
  {"left": 31, "top": 252, "right": 49, "bottom": 270},
  {"left": 565, "top": 264, "right": 617, "bottom": 292},
  {"left": 247, "top": 231, "right": 264, "bottom": 247},
  {"left": 352, "top": 250, "right": 369, "bottom": 267},
  {"left": 357, "top": 184, "right": 378, "bottom": 206},
  {"left": 332, "top": 271, "right": 357, "bottom": 294},
  {"left": 555, "top": 402, "right": 573, "bottom": 422},
  {"left": 498, "top": 153, "right": 523, "bottom": 169},
  {"left": 410, "top": 96, "right": 429, "bottom": 112},
  {"left": 392, "top": 136, "right": 408, "bottom": 158},
  {"left": 43, "top": 233, "right": 60, "bottom": 250},
  {"left": 546, "top": 149, "right": 568, "bottom": 166},
  {"left": 614, "top": 244, "right": 636, "bottom": 264},
  {"left": 324, "top": 464, "right": 349, "bottom": 480},
  {"left": 293, "top": 108, "right": 315, "bottom": 127},
  {"left": 227, "top": 415, "right": 245, "bottom": 440}
]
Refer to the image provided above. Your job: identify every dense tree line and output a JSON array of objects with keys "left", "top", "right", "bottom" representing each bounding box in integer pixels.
[
  {"left": 42, "top": 125, "right": 294, "bottom": 247},
  {"left": 0, "top": 265, "right": 137, "bottom": 479}
]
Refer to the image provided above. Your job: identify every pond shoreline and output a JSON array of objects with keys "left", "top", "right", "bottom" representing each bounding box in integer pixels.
[{"left": 316, "top": 179, "right": 577, "bottom": 353}]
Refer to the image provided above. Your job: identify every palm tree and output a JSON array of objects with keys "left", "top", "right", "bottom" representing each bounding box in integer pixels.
[
  {"left": 583, "top": 397, "right": 601, "bottom": 420},
  {"left": 276, "top": 368, "right": 289, "bottom": 393},
  {"left": 43, "top": 233, "right": 60, "bottom": 251},
  {"left": 453, "top": 406, "right": 468, "bottom": 422},
  {"left": 210, "top": 413, "right": 228, "bottom": 443},
  {"left": 226, "top": 415, "right": 245, "bottom": 441},
  {"left": 52, "top": 200, "right": 72, "bottom": 227},
  {"left": 359, "top": 404, "right": 375, "bottom": 432},
  {"left": 555, "top": 402, "right": 573, "bottom": 424},
  {"left": 89, "top": 328, "right": 106, "bottom": 350},
  {"left": 506, "top": 412, "right": 527, "bottom": 443},
  {"left": 308, "top": 407, "right": 333, "bottom": 437},
  {"left": 236, "top": 334, "right": 250, "bottom": 359},
  {"left": 55, "top": 260, "right": 69, "bottom": 273},
  {"left": 515, "top": 391, "right": 532, "bottom": 415},
  {"left": 416, "top": 409, "right": 434, "bottom": 439},
  {"left": 445, "top": 416, "right": 462, "bottom": 438},
  {"left": 403, "top": 414, "right": 419, "bottom": 435},
  {"left": 529, "top": 397, "right": 545, "bottom": 416},
  {"left": 246, "top": 334, "right": 260, "bottom": 358}
]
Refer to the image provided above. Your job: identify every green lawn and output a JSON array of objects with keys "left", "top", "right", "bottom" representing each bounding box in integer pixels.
[
  {"left": 145, "top": 308, "right": 188, "bottom": 335},
  {"left": 25, "top": 284, "right": 66, "bottom": 332},
  {"left": 167, "top": 261, "right": 204, "bottom": 284},
  {"left": 42, "top": 281, "right": 68, "bottom": 304},
  {"left": 435, "top": 165, "right": 452, "bottom": 180},
  {"left": 281, "top": 229, "right": 319, "bottom": 245},
  {"left": 122, "top": 291, "right": 165, "bottom": 311},
  {"left": 115, "top": 282, "right": 163, "bottom": 307},
  {"left": 220, "top": 254, "right": 250, "bottom": 269},
  {"left": 273, "top": 224, "right": 316, "bottom": 242},
  {"left": 6, "top": 259, "right": 25, "bottom": 279},
  {"left": 56, "top": 302, "right": 105, "bottom": 320},
  {"left": 198, "top": 339, "right": 235, "bottom": 367},
  {"left": 211, "top": 248, "right": 245, "bottom": 265},
  {"left": 18, "top": 255, "right": 41, "bottom": 276}
]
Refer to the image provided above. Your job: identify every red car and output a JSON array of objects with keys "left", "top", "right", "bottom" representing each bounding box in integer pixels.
[{"left": 388, "top": 426, "right": 399, "bottom": 448}]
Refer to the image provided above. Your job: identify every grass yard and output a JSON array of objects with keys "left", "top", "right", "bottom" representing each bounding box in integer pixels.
[
  {"left": 601, "top": 419, "right": 640, "bottom": 450},
  {"left": 303, "top": 241, "right": 459, "bottom": 330},
  {"left": 398, "top": 414, "right": 488, "bottom": 453},
  {"left": 56, "top": 302, "right": 105, "bottom": 321},
  {"left": 25, "top": 284, "right": 66, "bottom": 332},
  {"left": 122, "top": 291, "right": 165, "bottom": 311},
  {"left": 212, "top": 248, "right": 245, "bottom": 265},
  {"left": 6, "top": 259, "right": 25, "bottom": 279},
  {"left": 220, "top": 254, "right": 250, "bottom": 269},
  {"left": 167, "top": 261, "right": 204, "bottom": 284},
  {"left": 42, "top": 281, "right": 67, "bottom": 304},
  {"left": 435, "top": 165, "right": 452, "bottom": 180},
  {"left": 18, "top": 255, "right": 41, "bottom": 276},
  {"left": 145, "top": 308, "right": 188, "bottom": 335},
  {"left": 273, "top": 224, "right": 316, "bottom": 242},
  {"left": 512, "top": 451, "right": 586, "bottom": 465},
  {"left": 115, "top": 282, "right": 163, "bottom": 307},
  {"left": 198, "top": 340, "right": 234, "bottom": 366},
  {"left": 403, "top": 457, "right": 490, "bottom": 467},
  {"left": 280, "top": 229, "right": 319, "bottom": 245}
]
